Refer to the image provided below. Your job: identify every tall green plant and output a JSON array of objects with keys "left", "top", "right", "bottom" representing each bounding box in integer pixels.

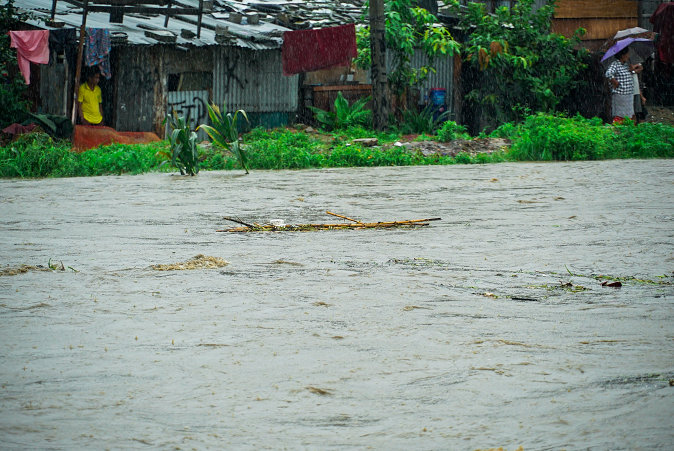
[
  {"left": 355, "top": 0, "right": 460, "bottom": 97},
  {"left": 198, "top": 103, "right": 250, "bottom": 174},
  {"left": 309, "top": 92, "right": 372, "bottom": 131},
  {"left": 160, "top": 111, "right": 199, "bottom": 175},
  {"left": 399, "top": 106, "right": 449, "bottom": 135},
  {"left": 448, "top": 0, "right": 588, "bottom": 124},
  {"left": 0, "top": 0, "right": 33, "bottom": 128},
  {"left": 436, "top": 120, "right": 468, "bottom": 142}
]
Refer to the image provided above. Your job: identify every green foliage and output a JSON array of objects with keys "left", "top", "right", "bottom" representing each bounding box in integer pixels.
[
  {"left": 330, "top": 126, "right": 401, "bottom": 143},
  {"left": 0, "top": 0, "right": 33, "bottom": 128},
  {"left": 198, "top": 103, "right": 250, "bottom": 174},
  {"left": 309, "top": 92, "right": 372, "bottom": 131},
  {"left": 436, "top": 121, "right": 469, "bottom": 142},
  {"left": 2, "top": 119, "right": 673, "bottom": 178},
  {"left": 398, "top": 106, "right": 449, "bottom": 135},
  {"left": 28, "top": 114, "right": 73, "bottom": 140},
  {"left": 161, "top": 111, "right": 199, "bottom": 175},
  {"left": 356, "top": 0, "right": 460, "bottom": 95},
  {"left": 613, "top": 122, "right": 674, "bottom": 159},
  {"left": 506, "top": 113, "right": 674, "bottom": 161},
  {"left": 240, "top": 128, "right": 325, "bottom": 170},
  {"left": 450, "top": 0, "right": 588, "bottom": 124},
  {"left": 0, "top": 132, "right": 165, "bottom": 177}
]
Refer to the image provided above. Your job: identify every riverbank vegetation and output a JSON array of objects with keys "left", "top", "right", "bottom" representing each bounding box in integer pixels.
[{"left": 1, "top": 113, "right": 673, "bottom": 178}]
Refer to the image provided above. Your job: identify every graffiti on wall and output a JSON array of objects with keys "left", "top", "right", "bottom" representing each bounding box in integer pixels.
[
  {"left": 167, "top": 90, "right": 209, "bottom": 139},
  {"left": 220, "top": 52, "right": 246, "bottom": 95}
]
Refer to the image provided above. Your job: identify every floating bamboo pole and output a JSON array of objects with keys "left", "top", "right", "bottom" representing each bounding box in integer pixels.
[{"left": 217, "top": 214, "right": 441, "bottom": 233}]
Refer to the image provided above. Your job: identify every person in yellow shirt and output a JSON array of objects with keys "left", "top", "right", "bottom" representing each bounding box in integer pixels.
[{"left": 77, "top": 68, "right": 104, "bottom": 125}]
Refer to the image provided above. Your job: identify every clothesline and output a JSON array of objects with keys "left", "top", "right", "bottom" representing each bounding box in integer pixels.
[{"left": 8, "top": 28, "right": 111, "bottom": 85}]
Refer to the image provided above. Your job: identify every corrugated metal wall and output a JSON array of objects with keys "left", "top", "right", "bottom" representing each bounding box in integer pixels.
[
  {"left": 408, "top": 52, "right": 455, "bottom": 114},
  {"left": 167, "top": 90, "right": 210, "bottom": 140},
  {"left": 115, "top": 46, "right": 162, "bottom": 132},
  {"left": 213, "top": 47, "right": 298, "bottom": 113},
  {"left": 368, "top": 50, "right": 455, "bottom": 114},
  {"left": 40, "top": 58, "right": 69, "bottom": 116}
]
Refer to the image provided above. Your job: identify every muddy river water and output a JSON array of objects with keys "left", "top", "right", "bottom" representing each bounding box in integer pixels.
[{"left": 1, "top": 160, "right": 673, "bottom": 450}]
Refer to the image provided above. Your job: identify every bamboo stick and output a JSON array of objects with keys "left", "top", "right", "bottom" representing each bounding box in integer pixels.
[
  {"left": 326, "top": 211, "right": 363, "bottom": 224},
  {"left": 222, "top": 216, "right": 253, "bottom": 228},
  {"left": 217, "top": 222, "right": 436, "bottom": 232}
]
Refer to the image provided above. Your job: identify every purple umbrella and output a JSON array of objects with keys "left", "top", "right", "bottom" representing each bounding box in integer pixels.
[{"left": 601, "top": 37, "right": 654, "bottom": 62}]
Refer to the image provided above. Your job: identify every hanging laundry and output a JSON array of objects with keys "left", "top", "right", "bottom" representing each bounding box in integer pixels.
[
  {"left": 9, "top": 30, "right": 50, "bottom": 85},
  {"left": 282, "top": 24, "right": 357, "bottom": 76},
  {"left": 48, "top": 28, "right": 76, "bottom": 65},
  {"left": 650, "top": 2, "right": 674, "bottom": 64},
  {"left": 85, "top": 28, "right": 111, "bottom": 78}
]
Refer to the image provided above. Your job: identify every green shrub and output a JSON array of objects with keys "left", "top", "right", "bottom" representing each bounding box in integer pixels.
[
  {"left": 242, "top": 128, "right": 324, "bottom": 169},
  {"left": 0, "top": 133, "right": 165, "bottom": 178},
  {"left": 0, "top": 133, "right": 73, "bottom": 177},
  {"left": 489, "top": 121, "right": 521, "bottom": 139},
  {"left": 613, "top": 122, "right": 674, "bottom": 159},
  {"left": 0, "top": 0, "right": 33, "bottom": 128},
  {"left": 507, "top": 113, "right": 614, "bottom": 161},
  {"left": 437, "top": 121, "right": 469, "bottom": 142},
  {"left": 398, "top": 106, "right": 449, "bottom": 135},
  {"left": 309, "top": 92, "right": 372, "bottom": 131}
]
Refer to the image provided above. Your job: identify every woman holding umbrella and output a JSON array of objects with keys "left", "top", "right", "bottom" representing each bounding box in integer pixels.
[{"left": 605, "top": 47, "right": 634, "bottom": 124}]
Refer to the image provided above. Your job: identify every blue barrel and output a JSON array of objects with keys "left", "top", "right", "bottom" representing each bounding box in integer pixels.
[{"left": 430, "top": 88, "right": 446, "bottom": 106}]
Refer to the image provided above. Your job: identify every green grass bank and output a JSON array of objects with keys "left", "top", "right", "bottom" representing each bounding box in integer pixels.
[{"left": 1, "top": 114, "right": 673, "bottom": 178}]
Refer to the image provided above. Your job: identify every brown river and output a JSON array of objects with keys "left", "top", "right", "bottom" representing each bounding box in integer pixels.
[{"left": 1, "top": 160, "right": 673, "bottom": 450}]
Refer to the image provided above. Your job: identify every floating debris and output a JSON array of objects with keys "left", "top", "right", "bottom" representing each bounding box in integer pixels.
[
  {"left": 151, "top": 254, "right": 229, "bottom": 270},
  {"left": 402, "top": 305, "right": 431, "bottom": 311},
  {"left": 474, "top": 447, "right": 524, "bottom": 451},
  {"left": 601, "top": 280, "right": 623, "bottom": 288},
  {"left": 218, "top": 211, "right": 441, "bottom": 232},
  {"left": 306, "top": 386, "right": 333, "bottom": 396},
  {"left": 1, "top": 259, "right": 75, "bottom": 276},
  {"left": 0, "top": 265, "right": 50, "bottom": 276}
]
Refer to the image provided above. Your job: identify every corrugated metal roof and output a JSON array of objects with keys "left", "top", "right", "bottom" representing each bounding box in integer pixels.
[{"left": 19, "top": 0, "right": 290, "bottom": 49}]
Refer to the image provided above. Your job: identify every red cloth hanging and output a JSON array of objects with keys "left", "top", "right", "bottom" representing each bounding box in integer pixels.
[
  {"left": 9, "top": 30, "right": 50, "bottom": 85},
  {"left": 282, "top": 24, "right": 357, "bottom": 76},
  {"left": 650, "top": 2, "right": 674, "bottom": 64}
]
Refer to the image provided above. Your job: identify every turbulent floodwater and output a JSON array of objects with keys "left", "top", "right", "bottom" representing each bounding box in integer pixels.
[{"left": 1, "top": 160, "right": 673, "bottom": 450}]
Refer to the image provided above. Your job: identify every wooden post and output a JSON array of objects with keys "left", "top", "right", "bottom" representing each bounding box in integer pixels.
[
  {"left": 369, "top": 0, "right": 388, "bottom": 131},
  {"left": 50, "top": 0, "right": 57, "bottom": 20},
  {"left": 71, "top": 0, "right": 90, "bottom": 125},
  {"left": 453, "top": 52, "right": 462, "bottom": 124},
  {"left": 164, "top": 0, "right": 172, "bottom": 28},
  {"left": 197, "top": 0, "right": 203, "bottom": 38}
]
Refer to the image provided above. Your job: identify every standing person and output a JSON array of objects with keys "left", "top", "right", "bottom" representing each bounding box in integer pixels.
[
  {"left": 77, "top": 67, "right": 104, "bottom": 126},
  {"left": 605, "top": 47, "right": 634, "bottom": 124},
  {"left": 630, "top": 61, "right": 647, "bottom": 123}
]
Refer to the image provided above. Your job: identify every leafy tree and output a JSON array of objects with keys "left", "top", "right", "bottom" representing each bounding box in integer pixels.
[
  {"left": 0, "top": 0, "right": 33, "bottom": 128},
  {"left": 355, "top": 0, "right": 460, "bottom": 98},
  {"left": 449, "top": 0, "right": 588, "bottom": 124}
]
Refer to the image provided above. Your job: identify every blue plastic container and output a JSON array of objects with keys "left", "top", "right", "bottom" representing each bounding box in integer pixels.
[{"left": 429, "top": 88, "right": 446, "bottom": 106}]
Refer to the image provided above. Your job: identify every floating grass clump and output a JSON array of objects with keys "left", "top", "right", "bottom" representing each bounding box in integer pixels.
[{"left": 151, "top": 254, "right": 229, "bottom": 270}]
